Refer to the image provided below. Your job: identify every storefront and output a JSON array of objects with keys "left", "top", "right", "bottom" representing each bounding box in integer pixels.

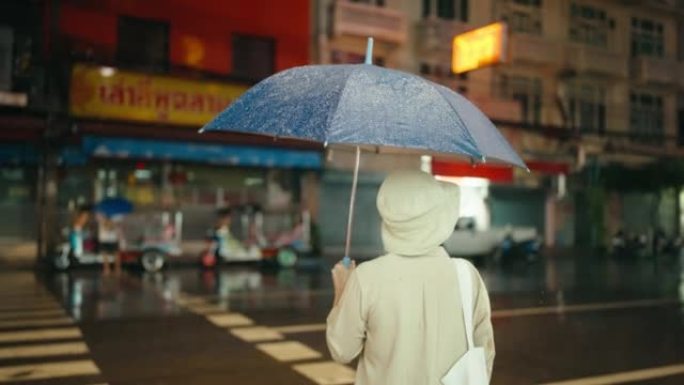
[
  {"left": 61, "top": 64, "right": 323, "bottom": 252},
  {"left": 432, "top": 157, "right": 573, "bottom": 247}
]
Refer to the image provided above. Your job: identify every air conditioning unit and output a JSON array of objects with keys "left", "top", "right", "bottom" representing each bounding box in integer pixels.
[{"left": 0, "top": 26, "right": 13, "bottom": 91}]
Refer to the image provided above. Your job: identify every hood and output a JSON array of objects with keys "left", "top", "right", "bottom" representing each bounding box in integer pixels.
[{"left": 376, "top": 170, "right": 460, "bottom": 256}]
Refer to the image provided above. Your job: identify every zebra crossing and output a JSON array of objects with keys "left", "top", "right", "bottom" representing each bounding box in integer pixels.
[
  {"left": 0, "top": 272, "right": 106, "bottom": 384},
  {"left": 176, "top": 292, "right": 356, "bottom": 385}
]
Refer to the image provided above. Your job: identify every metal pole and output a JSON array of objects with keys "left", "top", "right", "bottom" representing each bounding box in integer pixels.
[{"left": 343, "top": 146, "right": 361, "bottom": 264}]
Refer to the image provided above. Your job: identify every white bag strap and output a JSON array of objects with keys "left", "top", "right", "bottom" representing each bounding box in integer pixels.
[{"left": 453, "top": 259, "right": 475, "bottom": 350}]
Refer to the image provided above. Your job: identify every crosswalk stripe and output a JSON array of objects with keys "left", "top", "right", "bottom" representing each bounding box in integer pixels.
[
  {"left": 538, "top": 363, "right": 684, "bottom": 385},
  {"left": 176, "top": 297, "right": 208, "bottom": 306},
  {"left": 274, "top": 323, "right": 327, "bottom": 334},
  {"left": 0, "top": 342, "right": 89, "bottom": 360},
  {"left": 0, "top": 359, "right": 99, "bottom": 382},
  {"left": 206, "top": 313, "right": 253, "bottom": 327},
  {"left": 0, "top": 309, "right": 66, "bottom": 320},
  {"left": 256, "top": 341, "right": 322, "bottom": 362},
  {"left": 230, "top": 327, "right": 284, "bottom": 342},
  {"left": 0, "top": 317, "right": 73, "bottom": 329},
  {"left": 293, "top": 361, "right": 356, "bottom": 385},
  {"left": 0, "top": 328, "right": 82, "bottom": 343}
]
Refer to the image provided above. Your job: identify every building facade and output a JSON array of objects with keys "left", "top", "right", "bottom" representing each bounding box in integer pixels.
[
  {"left": 0, "top": 0, "right": 320, "bottom": 261},
  {"left": 315, "top": 0, "right": 684, "bottom": 252}
]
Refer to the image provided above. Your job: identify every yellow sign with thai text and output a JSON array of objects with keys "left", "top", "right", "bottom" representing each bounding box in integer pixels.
[
  {"left": 70, "top": 64, "right": 248, "bottom": 126},
  {"left": 452, "top": 22, "right": 507, "bottom": 74}
]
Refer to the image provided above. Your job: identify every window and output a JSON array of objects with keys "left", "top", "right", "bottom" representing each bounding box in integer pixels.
[
  {"left": 631, "top": 17, "right": 665, "bottom": 57},
  {"left": 501, "top": 0, "right": 542, "bottom": 35},
  {"left": 117, "top": 16, "right": 169, "bottom": 71},
  {"left": 423, "top": 0, "right": 468, "bottom": 21},
  {"left": 232, "top": 34, "right": 275, "bottom": 81},
  {"left": 567, "top": 83, "right": 606, "bottom": 133},
  {"left": 569, "top": 3, "right": 613, "bottom": 47},
  {"left": 498, "top": 74, "right": 542, "bottom": 125},
  {"left": 630, "top": 91, "right": 664, "bottom": 143}
]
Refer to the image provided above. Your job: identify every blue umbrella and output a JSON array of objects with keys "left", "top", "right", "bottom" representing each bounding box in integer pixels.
[
  {"left": 96, "top": 197, "right": 133, "bottom": 218},
  {"left": 202, "top": 38, "right": 526, "bottom": 264}
]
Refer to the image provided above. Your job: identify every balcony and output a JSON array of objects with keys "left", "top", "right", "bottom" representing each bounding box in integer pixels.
[
  {"left": 632, "top": 56, "right": 677, "bottom": 85},
  {"left": 508, "top": 33, "right": 563, "bottom": 67},
  {"left": 332, "top": 1, "right": 408, "bottom": 45},
  {"left": 565, "top": 45, "right": 628, "bottom": 78}
]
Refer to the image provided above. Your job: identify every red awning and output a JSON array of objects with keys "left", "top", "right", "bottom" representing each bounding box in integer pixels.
[
  {"left": 432, "top": 159, "right": 514, "bottom": 183},
  {"left": 432, "top": 159, "right": 569, "bottom": 183}
]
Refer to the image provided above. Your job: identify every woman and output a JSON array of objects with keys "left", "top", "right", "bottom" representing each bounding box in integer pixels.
[{"left": 327, "top": 171, "right": 495, "bottom": 385}]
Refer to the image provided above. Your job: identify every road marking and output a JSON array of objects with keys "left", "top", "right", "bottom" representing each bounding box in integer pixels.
[
  {"left": 0, "top": 342, "right": 88, "bottom": 360},
  {"left": 269, "top": 298, "right": 682, "bottom": 335},
  {"left": 294, "top": 361, "right": 356, "bottom": 385},
  {"left": 539, "top": 363, "right": 684, "bottom": 385},
  {"left": 0, "top": 317, "right": 73, "bottom": 329},
  {"left": 256, "top": 341, "right": 322, "bottom": 362},
  {"left": 0, "top": 327, "right": 82, "bottom": 343},
  {"left": 492, "top": 298, "right": 679, "bottom": 318},
  {"left": 230, "top": 326, "right": 284, "bottom": 342},
  {"left": 206, "top": 313, "right": 253, "bottom": 327},
  {"left": 0, "top": 309, "right": 66, "bottom": 320},
  {"left": 274, "top": 323, "right": 327, "bottom": 334},
  {"left": 0, "top": 359, "right": 99, "bottom": 382}
]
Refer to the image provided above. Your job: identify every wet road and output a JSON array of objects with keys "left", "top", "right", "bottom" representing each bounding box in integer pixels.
[{"left": 0, "top": 253, "right": 683, "bottom": 385}]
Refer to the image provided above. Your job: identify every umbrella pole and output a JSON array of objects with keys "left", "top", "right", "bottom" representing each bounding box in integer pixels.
[{"left": 343, "top": 146, "right": 361, "bottom": 266}]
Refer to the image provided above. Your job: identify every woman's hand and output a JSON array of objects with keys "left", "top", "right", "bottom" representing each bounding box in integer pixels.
[{"left": 331, "top": 259, "right": 356, "bottom": 307}]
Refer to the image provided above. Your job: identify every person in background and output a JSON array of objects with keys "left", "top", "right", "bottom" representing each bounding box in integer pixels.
[
  {"left": 212, "top": 207, "right": 240, "bottom": 258},
  {"left": 70, "top": 205, "right": 92, "bottom": 258},
  {"left": 98, "top": 214, "right": 122, "bottom": 276},
  {"left": 327, "top": 171, "right": 495, "bottom": 385}
]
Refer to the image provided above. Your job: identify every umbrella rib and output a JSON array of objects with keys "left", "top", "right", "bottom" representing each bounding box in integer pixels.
[
  {"left": 432, "top": 86, "right": 484, "bottom": 160},
  {"left": 324, "top": 67, "right": 362, "bottom": 142}
]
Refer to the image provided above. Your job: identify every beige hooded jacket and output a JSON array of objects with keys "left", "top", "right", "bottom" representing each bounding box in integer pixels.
[{"left": 326, "top": 171, "right": 495, "bottom": 385}]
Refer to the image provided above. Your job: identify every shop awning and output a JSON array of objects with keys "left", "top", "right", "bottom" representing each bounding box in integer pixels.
[
  {"left": 432, "top": 159, "right": 514, "bottom": 183},
  {"left": 432, "top": 159, "right": 570, "bottom": 183},
  {"left": 82, "top": 136, "right": 322, "bottom": 169}
]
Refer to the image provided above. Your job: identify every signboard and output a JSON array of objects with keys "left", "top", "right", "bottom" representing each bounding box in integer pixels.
[
  {"left": 452, "top": 22, "right": 507, "bottom": 74},
  {"left": 70, "top": 64, "right": 249, "bottom": 126},
  {"left": 0, "top": 91, "right": 27, "bottom": 107}
]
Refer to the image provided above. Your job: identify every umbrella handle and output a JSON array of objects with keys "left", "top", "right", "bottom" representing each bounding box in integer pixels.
[{"left": 343, "top": 146, "right": 361, "bottom": 268}]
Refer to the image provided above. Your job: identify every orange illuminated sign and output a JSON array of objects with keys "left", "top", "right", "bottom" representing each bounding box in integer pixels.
[{"left": 452, "top": 22, "right": 507, "bottom": 74}]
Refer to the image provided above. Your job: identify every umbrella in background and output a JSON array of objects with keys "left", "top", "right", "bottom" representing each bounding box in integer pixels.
[
  {"left": 96, "top": 197, "right": 133, "bottom": 218},
  {"left": 201, "top": 38, "right": 526, "bottom": 265}
]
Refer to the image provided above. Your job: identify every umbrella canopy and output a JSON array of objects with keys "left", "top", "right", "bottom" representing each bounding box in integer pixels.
[
  {"left": 201, "top": 63, "right": 524, "bottom": 168},
  {"left": 201, "top": 38, "right": 525, "bottom": 263},
  {"left": 96, "top": 197, "right": 133, "bottom": 218}
]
